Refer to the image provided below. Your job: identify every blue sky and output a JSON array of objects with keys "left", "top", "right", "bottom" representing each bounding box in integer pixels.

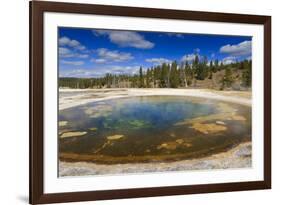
[{"left": 58, "top": 27, "right": 252, "bottom": 78}]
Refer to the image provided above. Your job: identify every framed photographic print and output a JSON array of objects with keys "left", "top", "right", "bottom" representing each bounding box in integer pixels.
[{"left": 30, "top": 1, "right": 271, "bottom": 204}]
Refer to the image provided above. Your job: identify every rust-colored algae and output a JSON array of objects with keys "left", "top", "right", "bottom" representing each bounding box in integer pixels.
[
  {"left": 157, "top": 139, "right": 192, "bottom": 150},
  {"left": 231, "top": 115, "right": 246, "bottom": 121},
  {"left": 190, "top": 123, "right": 227, "bottom": 134}
]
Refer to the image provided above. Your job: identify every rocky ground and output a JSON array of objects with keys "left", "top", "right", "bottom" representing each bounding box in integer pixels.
[
  {"left": 59, "top": 88, "right": 251, "bottom": 110},
  {"left": 59, "top": 142, "right": 251, "bottom": 177}
]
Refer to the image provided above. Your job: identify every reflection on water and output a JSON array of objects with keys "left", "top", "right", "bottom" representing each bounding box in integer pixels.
[{"left": 59, "top": 96, "right": 251, "bottom": 164}]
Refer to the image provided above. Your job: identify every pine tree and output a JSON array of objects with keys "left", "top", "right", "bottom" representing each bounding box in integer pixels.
[
  {"left": 146, "top": 68, "right": 150, "bottom": 88},
  {"left": 219, "top": 62, "right": 224, "bottom": 70},
  {"left": 139, "top": 66, "right": 144, "bottom": 88},
  {"left": 195, "top": 56, "right": 208, "bottom": 80},
  {"left": 214, "top": 59, "right": 219, "bottom": 73},
  {"left": 242, "top": 60, "right": 252, "bottom": 87},
  {"left": 180, "top": 63, "right": 187, "bottom": 87},
  {"left": 210, "top": 60, "right": 214, "bottom": 72},
  {"left": 160, "top": 63, "right": 168, "bottom": 87},
  {"left": 170, "top": 61, "right": 179, "bottom": 88},
  {"left": 194, "top": 55, "right": 199, "bottom": 65},
  {"left": 185, "top": 62, "right": 193, "bottom": 86},
  {"left": 220, "top": 68, "right": 234, "bottom": 89}
]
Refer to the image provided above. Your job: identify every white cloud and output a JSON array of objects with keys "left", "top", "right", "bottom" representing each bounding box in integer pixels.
[
  {"left": 145, "top": 58, "right": 172, "bottom": 65},
  {"left": 59, "top": 47, "right": 75, "bottom": 58},
  {"left": 59, "top": 47, "right": 89, "bottom": 58},
  {"left": 91, "top": 58, "right": 107, "bottom": 64},
  {"left": 60, "top": 65, "right": 140, "bottom": 78},
  {"left": 110, "top": 65, "right": 140, "bottom": 75},
  {"left": 91, "top": 48, "right": 133, "bottom": 63},
  {"left": 220, "top": 40, "right": 252, "bottom": 56},
  {"left": 194, "top": 48, "right": 200, "bottom": 53},
  {"left": 59, "top": 37, "right": 79, "bottom": 47},
  {"left": 61, "top": 60, "right": 84, "bottom": 66},
  {"left": 76, "top": 45, "right": 86, "bottom": 51},
  {"left": 77, "top": 54, "right": 89, "bottom": 58},
  {"left": 59, "top": 69, "right": 95, "bottom": 78},
  {"left": 181, "top": 54, "right": 201, "bottom": 63},
  {"left": 221, "top": 56, "right": 237, "bottom": 65},
  {"left": 59, "top": 36, "right": 86, "bottom": 51},
  {"left": 166, "top": 33, "right": 184, "bottom": 38},
  {"left": 58, "top": 37, "right": 89, "bottom": 59},
  {"left": 93, "top": 30, "right": 154, "bottom": 49}
]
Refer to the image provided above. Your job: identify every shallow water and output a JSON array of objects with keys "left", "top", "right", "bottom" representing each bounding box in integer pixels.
[{"left": 59, "top": 96, "right": 251, "bottom": 164}]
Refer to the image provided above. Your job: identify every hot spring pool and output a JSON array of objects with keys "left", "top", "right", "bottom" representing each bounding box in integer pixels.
[{"left": 59, "top": 96, "right": 251, "bottom": 164}]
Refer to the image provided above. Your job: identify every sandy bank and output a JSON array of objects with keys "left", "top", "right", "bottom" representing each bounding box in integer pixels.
[
  {"left": 59, "top": 142, "right": 251, "bottom": 177},
  {"left": 59, "top": 88, "right": 251, "bottom": 111}
]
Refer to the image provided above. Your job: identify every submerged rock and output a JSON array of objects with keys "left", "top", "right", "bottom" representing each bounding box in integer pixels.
[
  {"left": 89, "top": 127, "right": 98, "bottom": 131},
  {"left": 157, "top": 143, "right": 177, "bottom": 150},
  {"left": 84, "top": 105, "right": 113, "bottom": 118},
  {"left": 169, "top": 133, "right": 176, "bottom": 138},
  {"left": 128, "top": 120, "right": 150, "bottom": 129},
  {"left": 231, "top": 115, "right": 246, "bottom": 121},
  {"left": 175, "top": 139, "right": 184, "bottom": 144},
  {"left": 60, "top": 131, "right": 87, "bottom": 138},
  {"left": 191, "top": 123, "right": 227, "bottom": 134},
  {"left": 59, "top": 121, "right": 68, "bottom": 127},
  {"left": 216, "top": 121, "right": 226, "bottom": 125},
  {"left": 107, "top": 134, "right": 124, "bottom": 140},
  {"left": 157, "top": 139, "right": 192, "bottom": 150}
]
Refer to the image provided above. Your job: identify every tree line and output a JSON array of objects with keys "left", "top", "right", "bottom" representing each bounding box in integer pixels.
[{"left": 59, "top": 55, "right": 252, "bottom": 90}]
